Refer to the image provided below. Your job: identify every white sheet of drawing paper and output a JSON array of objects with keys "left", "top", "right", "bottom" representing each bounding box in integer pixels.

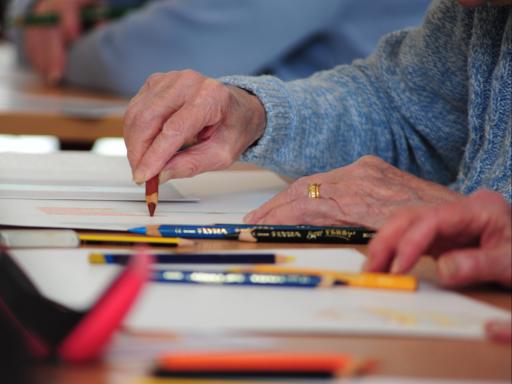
[{"left": 9, "top": 248, "right": 509, "bottom": 340}]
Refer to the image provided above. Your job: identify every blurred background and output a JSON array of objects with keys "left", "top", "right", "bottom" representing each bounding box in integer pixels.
[{"left": 0, "top": 0, "right": 429, "bottom": 156}]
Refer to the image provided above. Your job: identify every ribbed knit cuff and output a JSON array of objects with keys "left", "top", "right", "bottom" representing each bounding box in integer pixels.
[{"left": 220, "top": 75, "right": 295, "bottom": 166}]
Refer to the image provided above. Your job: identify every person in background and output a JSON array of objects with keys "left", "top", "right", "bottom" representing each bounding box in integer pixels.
[
  {"left": 8, "top": 0, "right": 429, "bottom": 96},
  {"left": 366, "top": 189, "right": 512, "bottom": 343},
  {"left": 122, "top": 0, "right": 511, "bottom": 230}
]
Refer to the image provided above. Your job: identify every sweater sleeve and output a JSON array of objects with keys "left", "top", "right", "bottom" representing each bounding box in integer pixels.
[
  {"left": 222, "top": 0, "right": 473, "bottom": 185},
  {"left": 64, "top": 0, "right": 341, "bottom": 96}
]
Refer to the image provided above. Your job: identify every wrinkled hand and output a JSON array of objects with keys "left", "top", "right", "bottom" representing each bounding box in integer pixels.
[
  {"left": 24, "top": 0, "right": 97, "bottom": 84},
  {"left": 244, "top": 156, "right": 460, "bottom": 229},
  {"left": 124, "top": 70, "right": 266, "bottom": 184},
  {"left": 366, "top": 190, "right": 512, "bottom": 287}
]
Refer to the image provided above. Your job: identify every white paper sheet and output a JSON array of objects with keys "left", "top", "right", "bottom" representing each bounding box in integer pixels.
[
  {"left": 0, "top": 152, "right": 191, "bottom": 201},
  {"left": 0, "top": 182, "right": 193, "bottom": 202},
  {"left": 0, "top": 152, "right": 287, "bottom": 228},
  {"left": 9, "top": 248, "right": 510, "bottom": 340},
  {"left": 0, "top": 152, "right": 135, "bottom": 182}
]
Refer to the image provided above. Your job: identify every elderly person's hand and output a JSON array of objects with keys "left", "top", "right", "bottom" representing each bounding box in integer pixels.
[
  {"left": 24, "top": 0, "right": 98, "bottom": 84},
  {"left": 365, "top": 189, "right": 511, "bottom": 343},
  {"left": 244, "top": 156, "right": 460, "bottom": 229},
  {"left": 124, "top": 70, "right": 266, "bottom": 184}
]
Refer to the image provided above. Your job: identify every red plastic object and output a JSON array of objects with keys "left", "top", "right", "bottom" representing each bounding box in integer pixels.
[{"left": 58, "top": 251, "right": 151, "bottom": 362}]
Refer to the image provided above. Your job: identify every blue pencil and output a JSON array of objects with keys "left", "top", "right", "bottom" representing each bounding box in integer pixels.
[
  {"left": 128, "top": 225, "right": 240, "bottom": 238},
  {"left": 151, "top": 270, "right": 342, "bottom": 288},
  {"left": 128, "top": 224, "right": 371, "bottom": 239}
]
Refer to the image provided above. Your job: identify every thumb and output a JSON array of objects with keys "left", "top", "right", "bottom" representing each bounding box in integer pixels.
[{"left": 437, "top": 248, "right": 508, "bottom": 287}]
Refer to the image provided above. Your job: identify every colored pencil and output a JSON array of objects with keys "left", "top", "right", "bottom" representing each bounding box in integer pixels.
[
  {"left": 128, "top": 224, "right": 373, "bottom": 239},
  {"left": 11, "top": 4, "right": 136, "bottom": 27},
  {"left": 154, "top": 351, "right": 375, "bottom": 379},
  {"left": 89, "top": 252, "right": 294, "bottom": 265},
  {"left": 239, "top": 228, "right": 375, "bottom": 244},
  {"left": 151, "top": 270, "right": 340, "bottom": 288},
  {"left": 230, "top": 266, "right": 417, "bottom": 291},
  {"left": 145, "top": 175, "right": 159, "bottom": 217},
  {"left": 129, "top": 224, "right": 241, "bottom": 238},
  {"left": 78, "top": 233, "right": 193, "bottom": 247}
]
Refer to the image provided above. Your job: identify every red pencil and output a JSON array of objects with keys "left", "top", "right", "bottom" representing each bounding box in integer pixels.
[
  {"left": 154, "top": 351, "right": 376, "bottom": 378},
  {"left": 145, "top": 175, "right": 159, "bottom": 217}
]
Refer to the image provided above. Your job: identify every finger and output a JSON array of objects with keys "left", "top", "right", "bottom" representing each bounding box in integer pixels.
[
  {"left": 244, "top": 177, "right": 327, "bottom": 224},
  {"left": 389, "top": 210, "right": 444, "bottom": 274},
  {"left": 39, "top": 29, "right": 60, "bottom": 81},
  {"left": 124, "top": 73, "right": 197, "bottom": 171},
  {"left": 365, "top": 206, "right": 428, "bottom": 273},
  {"left": 485, "top": 320, "right": 512, "bottom": 343},
  {"left": 25, "top": 31, "right": 46, "bottom": 75},
  {"left": 45, "top": 29, "right": 66, "bottom": 84},
  {"left": 380, "top": 193, "right": 505, "bottom": 274},
  {"left": 436, "top": 248, "right": 508, "bottom": 287},
  {"left": 429, "top": 192, "right": 506, "bottom": 242},
  {"left": 61, "top": 0, "right": 96, "bottom": 41},
  {"left": 133, "top": 104, "right": 219, "bottom": 183},
  {"left": 57, "top": 0, "right": 100, "bottom": 42},
  {"left": 252, "top": 197, "right": 344, "bottom": 226},
  {"left": 159, "top": 132, "right": 235, "bottom": 182}
]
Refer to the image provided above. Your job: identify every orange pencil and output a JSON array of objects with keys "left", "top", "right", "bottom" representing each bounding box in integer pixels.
[
  {"left": 145, "top": 175, "right": 159, "bottom": 217},
  {"left": 154, "top": 351, "right": 375, "bottom": 378}
]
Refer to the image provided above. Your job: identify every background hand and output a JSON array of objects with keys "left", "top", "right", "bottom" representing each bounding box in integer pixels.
[
  {"left": 24, "top": 0, "right": 97, "bottom": 84},
  {"left": 244, "top": 156, "right": 459, "bottom": 229},
  {"left": 123, "top": 70, "right": 266, "bottom": 184},
  {"left": 365, "top": 190, "right": 512, "bottom": 287}
]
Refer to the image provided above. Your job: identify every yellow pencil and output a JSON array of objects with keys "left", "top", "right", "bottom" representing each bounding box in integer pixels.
[
  {"left": 229, "top": 266, "right": 417, "bottom": 291},
  {"left": 78, "top": 233, "right": 194, "bottom": 247}
]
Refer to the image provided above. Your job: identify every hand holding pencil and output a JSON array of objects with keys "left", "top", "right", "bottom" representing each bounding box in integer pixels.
[{"left": 24, "top": 0, "right": 98, "bottom": 84}]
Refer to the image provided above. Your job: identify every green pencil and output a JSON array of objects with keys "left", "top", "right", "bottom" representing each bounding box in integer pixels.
[{"left": 11, "top": 4, "right": 136, "bottom": 27}]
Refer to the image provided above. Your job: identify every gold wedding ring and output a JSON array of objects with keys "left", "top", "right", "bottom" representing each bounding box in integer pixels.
[{"left": 308, "top": 183, "right": 321, "bottom": 199}]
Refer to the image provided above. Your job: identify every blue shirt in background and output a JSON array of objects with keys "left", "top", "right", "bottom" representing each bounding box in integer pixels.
[{"left": 9, "top": 0, "right": 430, "bottom": 96}]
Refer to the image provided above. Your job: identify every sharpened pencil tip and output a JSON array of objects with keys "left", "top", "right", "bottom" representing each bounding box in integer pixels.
[
  {"left": 127, "top": 226, "right": 146, "bottom": 235},
  {"left": 148, "top": 203, "right": 156, "bottom": 217}
]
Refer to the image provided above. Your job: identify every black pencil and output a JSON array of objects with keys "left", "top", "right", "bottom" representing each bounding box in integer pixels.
[
  {"left": 89, "top": 252, "right": 294, "bottom": 265},
  {"left": 238, "top": 228, "right": 375, "bottom": 244}
]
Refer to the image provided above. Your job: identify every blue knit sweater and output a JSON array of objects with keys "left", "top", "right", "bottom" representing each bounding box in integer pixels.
[{"left": 222, "top": 0, "right": 511, "bottom": 202}]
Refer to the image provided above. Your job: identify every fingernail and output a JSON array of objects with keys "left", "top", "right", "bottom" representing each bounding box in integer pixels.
[
  {"left": 159, "top": 170, "right": 172, "bottom": 183},
  {"left": 133, "top": 167, "right": 148, "bottom": 184},
  {"left": 438, "top": 258, "right": 458, "bottom": 281},
  {"left": 390, "top": 259, "right": 401, "bottom": 274}
]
